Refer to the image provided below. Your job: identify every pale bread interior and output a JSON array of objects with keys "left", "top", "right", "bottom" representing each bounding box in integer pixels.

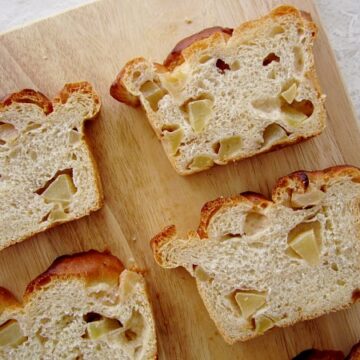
[
  {"left": 0, "top": 84, "right": 102, "bottom": 249},
  {"left": 0, "top": 270, "right": 156, "bottom": 359},
  {"left": 153, "top": 168, "right": 360, "bottom": 343},
  {"left": 118, "top": 6, "right": 325, "bottom": 175}
]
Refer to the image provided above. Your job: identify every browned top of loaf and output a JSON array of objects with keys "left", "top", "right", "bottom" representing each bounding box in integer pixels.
[
  {"left": 347, "top": 341, "right": 360, "bottom": 360},
  {"left": 111, "top": 5, "right": 316, "bottom": 106},
  {"left": 151, "top": 166, "right": 360, "bottom": 260},
  {"left": 293, "top": 348, "right": 344, "bottom": 360},
  {"left": 0, "top": 82, "right": 101, "bottom": 119},
  {"left": 24, "top": 250, "right": 125, "bottom": 297},
  {"left": 0, "top": 287, "right": 20, "bottom": 311}
]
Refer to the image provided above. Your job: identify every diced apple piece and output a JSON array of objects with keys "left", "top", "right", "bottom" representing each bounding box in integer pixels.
[
  {"left": 140, "top": 81, "right": 166, "bottom": 111},
  {"left": 188, "top": 99, "right": 213, "bottom": 133},
  {"left": 282, "top": 105, "right": 307, "bottom": 127},
  {"left": 159, "top": 67, "right": 188, "bottom": 99},
  {"left": 163, "top": 128, "right": 184, "bottom": 155},
  {"left": 289, "top": 229, "right": 320, "bottom": 266},
  {"left": 262, "top": 124, "right": 287, "bottom": 148},
  {"left": 254, "top": 315, "right": 275, "bottom": 334},
  {"left": 281, "top": 83, "right": 297, "bottom": 104},
  {"left": 218, "top": 136, "right": 242, "bottom": 160},
  {"left": 69, "top": 130, "right": 81, "bottom": 145},
  {"left": 0, "top": 320, "right": 26, "bottom": 347},
  {"left": 87, "top": 318, "right": 122, "bottom": 340},
  {"left": 42, "top": 174, "right": 76, "bottom": 204},
  {"left": 291, "top": 188, "right": 325, "bottom": 208},
  {"left": 48, "top": 204, "right": 69, "bottom": 222},
  {"left": 235, "top": 291, "right": 267, "bottom": 319},
  {"left": 120, "top": 271, "right": 141, "bottom": 300},
  {"left": 194, "top": 266, "right": 211, "bottom": 282},
  {"left": 188, "top": 155, "right": 214, "bottom": 171}
]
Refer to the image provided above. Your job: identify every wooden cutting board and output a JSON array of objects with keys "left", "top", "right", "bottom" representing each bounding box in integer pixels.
[{"left": 1, "top": 0, "right": 359, "bottom": 358}]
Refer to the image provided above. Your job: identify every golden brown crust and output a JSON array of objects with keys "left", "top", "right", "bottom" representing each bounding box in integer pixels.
[
  {"left": 110, "top": 5, "right": 315, "bottom": 109},
  {"left": 0, "top": 89, "right": 53, "bottom": 115},
  {"left": 272, "top": 165, "right": 360, "bottom": 201},
  {"left": 153, "top": 165, "right": 360, "bottom": 245},
  {"left": 0, "top": 287, "right": 20, "bottom": 311},
  {"left": 53, "top": 82, "right": 101, "bottom": 120},
  {"left": 347, "top": 342, "right": 360, "bottom": 360},
  {"left": 25, "top": 250, "right": 124, "bottom": 297},
  {"left": 110, "top": 58, "right": 144, "bottom": 106},
  {"left": 163, "top": 26, "right": 233, "bottom": 71},
  {"left": 150, "top": 225, "right": 177, "bottom": 265},
  {"left": 293, "top": 349, "right": 344, "bottom": 360}
]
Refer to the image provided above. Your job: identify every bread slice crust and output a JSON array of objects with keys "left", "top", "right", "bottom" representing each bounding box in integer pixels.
[
  {"left": 111, "top": 6, "right": 326, "bottom": 175},
  {"left": 151, "top": 166, "right": 360, "bottom": 343},
  {"left": 0, "top": 82, "right": 103, "bottom": 250},
  {"left": 0, "top": 250, "right": 157, "bottom": 359}
]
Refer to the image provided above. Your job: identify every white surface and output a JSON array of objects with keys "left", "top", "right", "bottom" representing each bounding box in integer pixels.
[{"left": 0, "top": 0, "right": 359, "bottom": 120}]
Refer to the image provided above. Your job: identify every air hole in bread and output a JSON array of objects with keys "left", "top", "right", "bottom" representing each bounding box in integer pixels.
[
  {"left": 262, "top": 53, "right": 280, "bottom": 66},
  {"left": 0, "top": 123, "right": 18, "bottom": 144},
  {"left": 161, "top": 124, "right": 179, "bottom": 133},
  {"left": 287, "top": 221, "right": 322, "bottom": 266},
  {"left": 83, "top": 312, "right": 103, "bottom": 323},
  {"left": 270, "top": 25, "right": 285, "bottom": 37},
  {"left": 281, "top": 99, "right": 314, "bottom": 127},
  {"left": 216, "top": 59, "right": 231, "bottom": 74},
  {"left": 83, "top": 316, "right": 123, "bottom": 340},
  {"left": 331, "top": 263, "right": 339, "bottom": 271},
  {"left": 293, "top": 46, "right": 304, "bottom": 73},
  {"left": 244, "top": 212, "right": 269, "bottom": 236},
  {"left": 132, "top": 71, "right": 141, "bottom": 80},
  {"left": 337, "top": 280, "right": 346, "bottom": 286}
]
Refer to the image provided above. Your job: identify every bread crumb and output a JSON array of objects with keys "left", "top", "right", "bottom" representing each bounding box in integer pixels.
[
  {"left": 184, "top": 17, "right": 192, "bottom": 24},
  {"left": 43, "top": 56, "right": 48, "bottom": 60},
  {"left": 132, "top": 235, "right": 137, "bottom": 241}
]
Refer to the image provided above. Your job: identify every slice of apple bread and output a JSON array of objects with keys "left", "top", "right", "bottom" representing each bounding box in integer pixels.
[
  {"left": 111, "top": 6, "right": 325, "bottom": 175},
  {"left": 152, "top": 166, "right": 360, "bottom": 343}
]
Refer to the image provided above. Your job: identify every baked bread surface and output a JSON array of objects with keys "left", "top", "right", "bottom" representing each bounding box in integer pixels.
[
  {"left": 0, "top": 250, "right": 157, "bottom": 359},
  {"left": 0, "top": 82, "right": 103, "bottom": 249},
  {"left": 111, "top": 5, "right": 326, "bottom": 175},
  {"left": 152, "top": 166, "right": 360, "bottom": 343}
]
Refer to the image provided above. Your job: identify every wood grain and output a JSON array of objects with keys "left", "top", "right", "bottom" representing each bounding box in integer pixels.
[{"left": 1, "top": 0, "right": 360, "bottom": 358}]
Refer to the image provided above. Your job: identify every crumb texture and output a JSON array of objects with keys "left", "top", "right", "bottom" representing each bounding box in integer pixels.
[
  {"left": 112, "top": 6, "right": 326, "bottom": 174},
  {"left": 0, "top": 251, "right": 157, "bottom": 359},
  {"left": 0, "top": 83, "right": 103, "bottom": 249},
  {"left": 152, "top": 166, "right": 360, "bottom": 343}
]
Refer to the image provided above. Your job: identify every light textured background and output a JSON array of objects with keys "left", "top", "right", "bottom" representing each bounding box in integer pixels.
[{"left": 0, "top": 0, "right": 359, "bottom": 120}]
